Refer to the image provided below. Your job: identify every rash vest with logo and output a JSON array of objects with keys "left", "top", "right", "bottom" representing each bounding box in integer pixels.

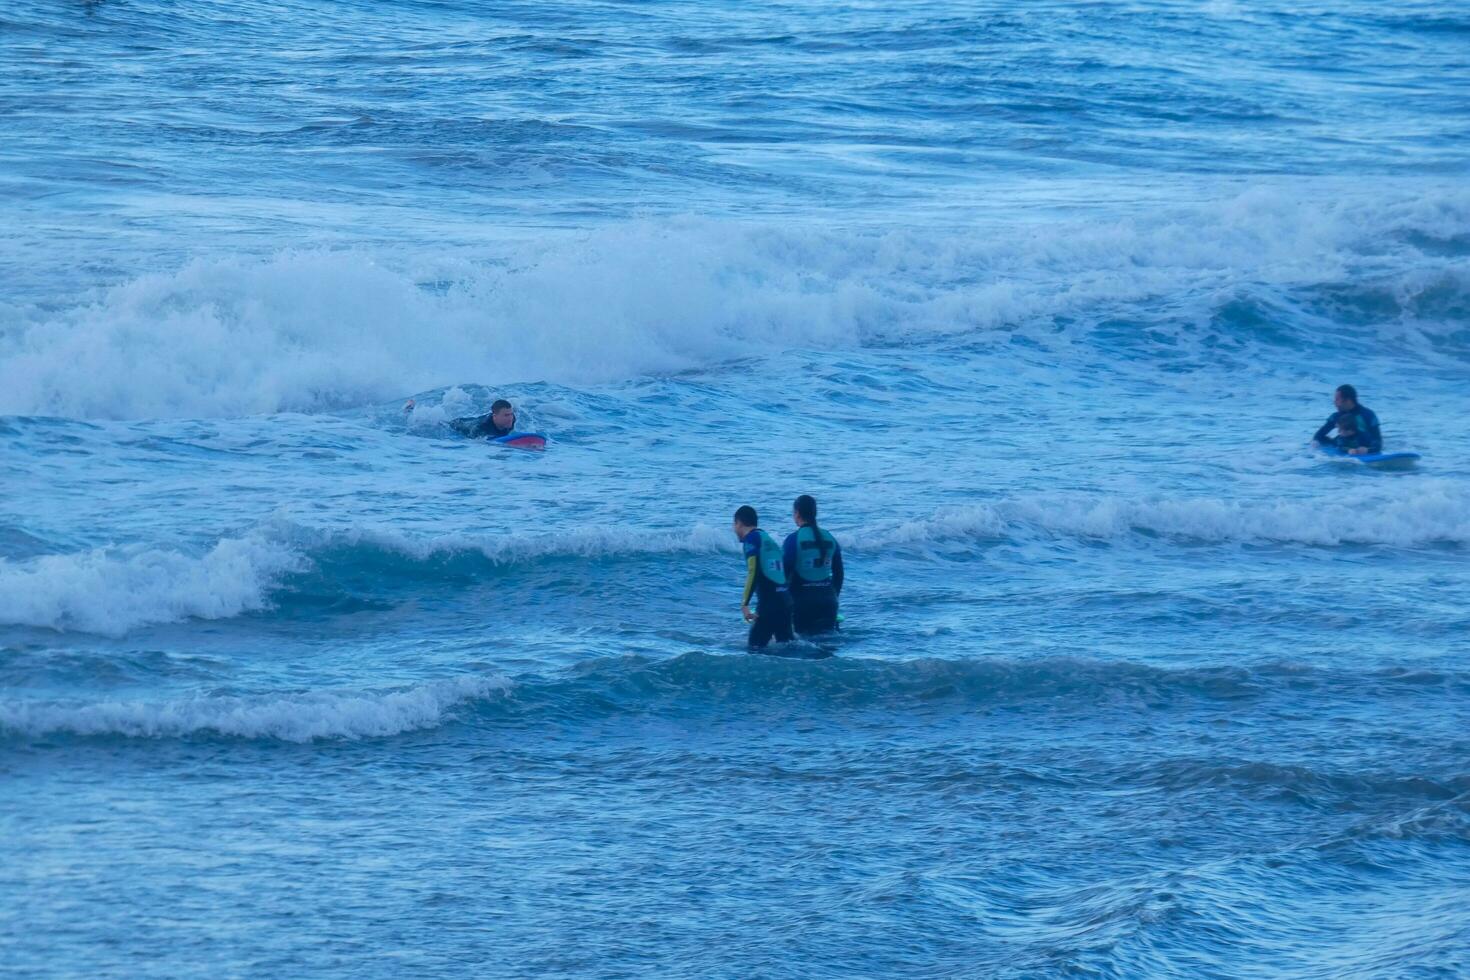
[
  {"left": 741, "top": 528, "right": 787, "bottom": 606},
  {"left": 784, "top": 526, "right": 839, "bottom": 584}
]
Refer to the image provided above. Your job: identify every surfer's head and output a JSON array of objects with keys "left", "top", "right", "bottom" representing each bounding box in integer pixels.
[
  {"left": 1334, "top": 384, "right": 1358, "bottom": 411},
  {"left": 793, "top": 494, "right": 817, "bottom": 527},
  {"left": 491, "top": 399, "right": 516, "bottom": 431},
  {"left": 733, "top": 505, "right": 758, "bottom": 538}
]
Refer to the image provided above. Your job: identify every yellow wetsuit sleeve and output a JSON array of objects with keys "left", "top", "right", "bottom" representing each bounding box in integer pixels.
[{"left": 742, "top": 555, "right": 758, "bottom": 606}]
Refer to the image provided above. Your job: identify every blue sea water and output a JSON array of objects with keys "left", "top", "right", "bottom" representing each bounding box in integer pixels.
[{"left": 3, "top": 0, "right": 1469, "bottom": 975}]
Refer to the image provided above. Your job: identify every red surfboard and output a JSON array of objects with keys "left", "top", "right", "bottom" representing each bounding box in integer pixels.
[{"left": 492, "top": 432, "right": 548, "bottom": 451}]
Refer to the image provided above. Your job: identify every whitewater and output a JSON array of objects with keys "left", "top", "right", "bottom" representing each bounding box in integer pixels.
[{"left": 3, "top": 0, "right": 1468, "bottom": 976}]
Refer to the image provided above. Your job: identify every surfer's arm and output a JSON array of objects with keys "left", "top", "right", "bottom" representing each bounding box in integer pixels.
[
  {"left": 1362, "top": 413, "right": 1382, "bottom": 453},
  {"left": 1311, "top": 415, "right": 1336, "bottom": 445},
  {"left": 741, "top": 556, "right": 758, "bottom": 607},
  {"left": 448, "top": 414, "right": 486, "bottom": 438},
  {"left": 782, "top": 535, "right": 799, "bottom": 578},
  {"left": 831, "top": 544, "right": 844, "bottom": 595}
]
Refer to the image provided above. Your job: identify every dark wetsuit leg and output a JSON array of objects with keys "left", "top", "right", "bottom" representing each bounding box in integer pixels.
[
  {"left": 748, "top": 592, "right": 793, "bottom": 649},
  {"left": 792, "top": 584, "right": 838, "bottom": 635},
  {"left": 748, "top": 617, "right": 775, "bottom": 649}
]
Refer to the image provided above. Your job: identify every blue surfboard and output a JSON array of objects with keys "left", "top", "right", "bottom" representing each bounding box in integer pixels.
[
  {"left": 492, "top": 432, "right": 548, "bottom": 451},
  {"left": 1319, "top": 446, "right": 1419, "bottom": 470}
]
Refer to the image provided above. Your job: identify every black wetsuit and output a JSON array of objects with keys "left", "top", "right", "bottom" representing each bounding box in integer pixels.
[
  {"left": 1313, "top": 405, "right": 1381, "bottom": 454},
  {"left": 450, "top": 413, "right": 515, "bottom": 439}
]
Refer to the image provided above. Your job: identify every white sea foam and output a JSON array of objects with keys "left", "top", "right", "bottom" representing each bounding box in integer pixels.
[
  {"left": 869, "top": 487, "right": 1470, "bottom": 549},
  {"left": 304, "top": 520, "right": 737, "bottom": 563},
  {"left": 4, "top": 188, "right": 1466, "bottom": 419},
  {"left": 0, "top": 535, "right": 305, "bottom": 636},
  {"left": 343, "top": 490, "right": 1470, "bottom": 556},
  {"left": 0, "top": 674, "right": 506, "bottom": 742}
]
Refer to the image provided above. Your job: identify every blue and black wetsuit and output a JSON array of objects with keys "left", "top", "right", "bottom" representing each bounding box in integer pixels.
[
  {"left": 741, "top": 528, "right": 792, "bottom": 649},
  {"left": 450, "top": 413, "right": 515, "bottom": 439},
  {"left": 1314, "top": 405, "right": 1381, "bottom": 453},
  {"left": 783, "top": 525, "right": 843, "bottom": 635}
]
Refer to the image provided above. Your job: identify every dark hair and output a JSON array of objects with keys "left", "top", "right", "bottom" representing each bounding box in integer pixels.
[
  {"left": 734, "top": 505, "right": 758, "bottom": 527},
  {"left": 1335, "top": 384, "right": 1357, "bottom": 403},
  {"left": 793, "top": 494, "right": 831, "bottom": 567},
  {"left": 491, "top": 399, "right": 513, "bottom": 413}
]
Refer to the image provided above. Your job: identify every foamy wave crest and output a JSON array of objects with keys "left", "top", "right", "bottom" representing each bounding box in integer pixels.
[
  {"left": 0, "top": 674, "right": 506, "bottom": 742},
  {"left": 301, "top": 521, "right": 736, "bottom": 564},
  {"left": 5, "top": 187, "right": 1467, "bottom": 419},
  {"left": 0, "top": 536, "right": 305, "bottom": 636},
  {"left": 321, "top": 490, "right": 1470, "bottom": 568},
  {"left": 8, "top": 485, "right": 1458, "bottom": 641},
  {"left": 0, "top": 520, "right": 737, "bottom": 636},
  {"left": 870, "top": 487, "right": 1470, "bottom": 548}
]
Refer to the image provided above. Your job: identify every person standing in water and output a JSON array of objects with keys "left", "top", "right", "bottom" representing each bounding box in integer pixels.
[
  {"left": 732, "top": 505, "right": 793, "bottom": 650},
  {"left": 783, "top": 494, "right": 844, "bottom": 635}
]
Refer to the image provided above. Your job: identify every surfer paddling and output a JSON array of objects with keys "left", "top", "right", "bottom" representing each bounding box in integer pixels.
[{"left": 404, "top": 397, "right": 519, "bottom": 439}]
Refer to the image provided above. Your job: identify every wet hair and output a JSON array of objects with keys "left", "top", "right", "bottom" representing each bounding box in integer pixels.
[
  {"left": 491, "top": 399, "right": 513, "bottom": 414},
  {"left": 734, "top": 505, "right": 758, "bottom": 527},
  {"left": 794, "top": 494, "right": 831, "bottom": 567},
  {"left": 1335, "top": 384, "right": 1358, "bottom": 403}
]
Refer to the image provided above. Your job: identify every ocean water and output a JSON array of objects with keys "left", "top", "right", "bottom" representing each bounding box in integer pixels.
[{"left": 3, "top": 0, "right": 1469, "bottom": 975}]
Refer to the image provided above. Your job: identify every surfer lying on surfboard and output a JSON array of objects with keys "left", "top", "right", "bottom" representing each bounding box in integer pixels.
[
  {"left": 1311, "top": 384, "right": 1381, "bottom": 456},
  {"left": 404, "top": 397, "right": 519, "bottom": 439}
]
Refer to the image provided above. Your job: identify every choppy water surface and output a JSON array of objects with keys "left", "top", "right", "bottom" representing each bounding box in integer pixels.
[{"left": 3, "top": 0, "right": 1468, "bottom": 975}]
